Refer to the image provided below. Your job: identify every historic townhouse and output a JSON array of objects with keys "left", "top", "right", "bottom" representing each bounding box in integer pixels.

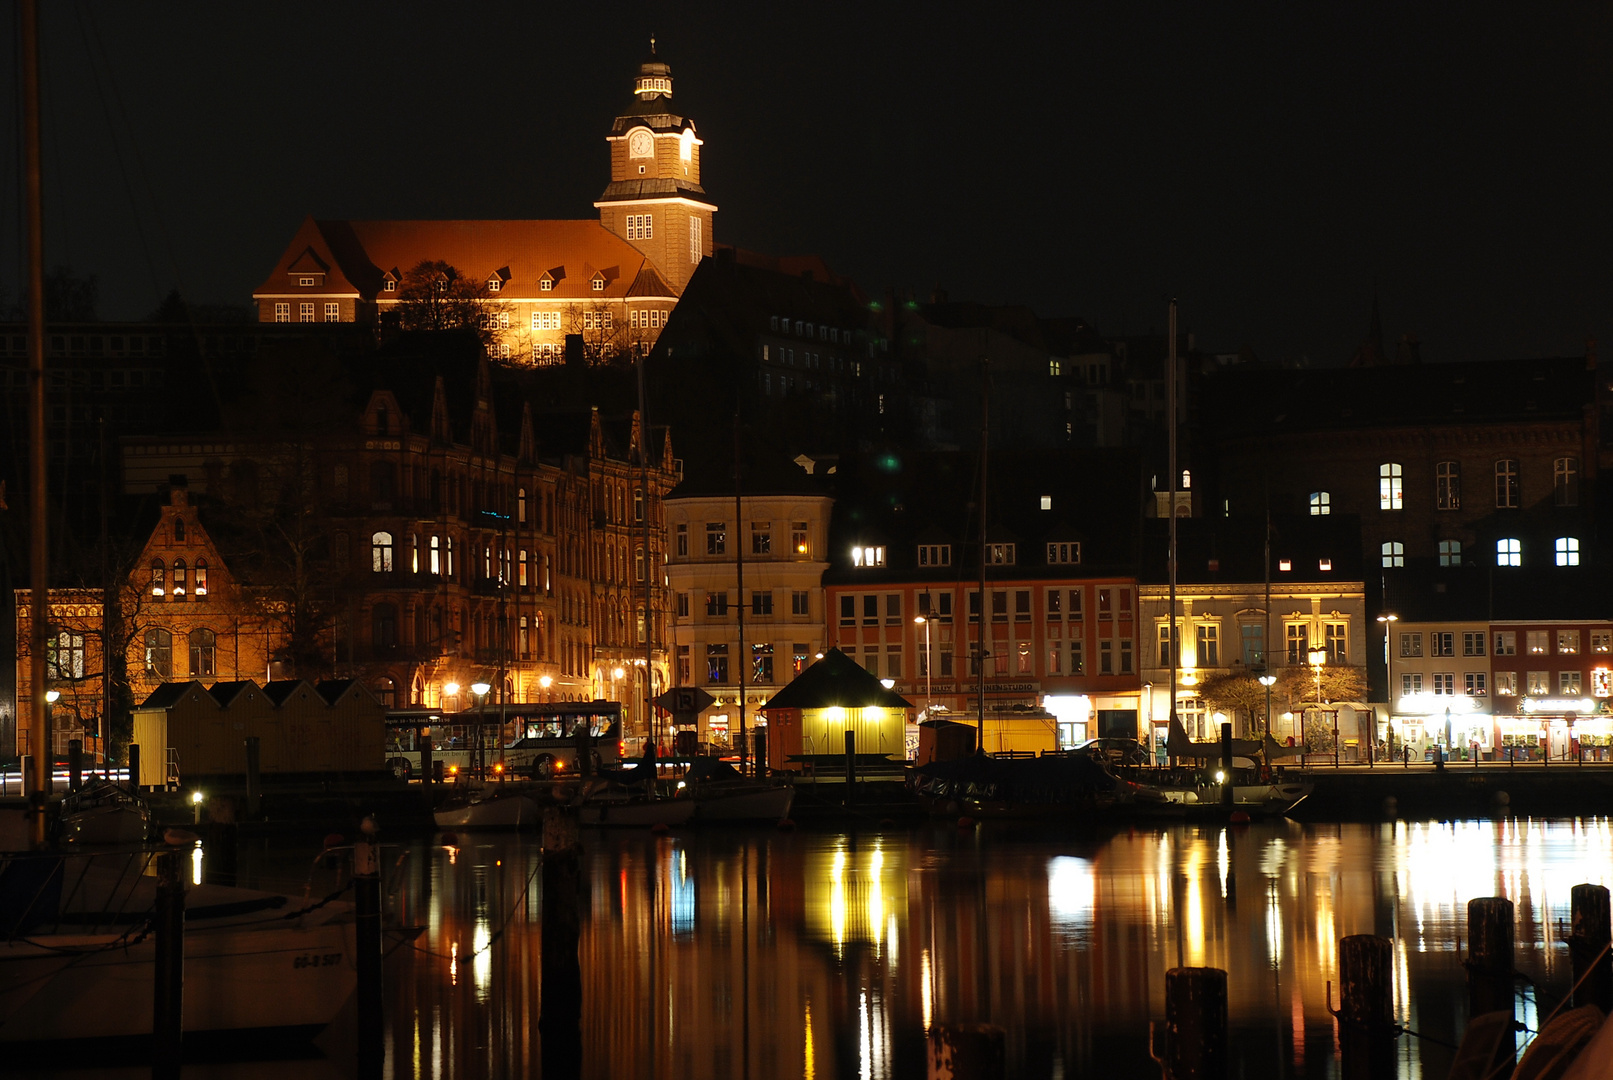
[{"left": 251, "top": 47, "right": 713, "bottom": 364}]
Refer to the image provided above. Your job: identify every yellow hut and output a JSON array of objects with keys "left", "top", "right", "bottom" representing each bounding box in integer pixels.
[{"left": 759, "top": 648, "right": 914, "bottom": 772}]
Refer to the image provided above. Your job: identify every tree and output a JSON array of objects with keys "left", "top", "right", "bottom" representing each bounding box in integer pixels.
[
  {"left": 1196, "top": 671, "right": 1273, "bottom": 736},
  {"left": 395, "top": 260, "right": 492, "bottom": 342}
]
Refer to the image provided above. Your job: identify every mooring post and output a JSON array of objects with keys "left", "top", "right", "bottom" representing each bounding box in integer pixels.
[
  {"left": 927, "top": 1022, "right": 1005, "bottom": 1080},
  {"left": 1220, "top": 722, "right": 1234, "bottom": 808},
  {"left": 128, "top": 742, "right": 140, "bottom": 792},
  {"left": 420, "top": 729, "right": 433, "bottom": 799},
  {"left": 20, "top": 754, "right": 34, "bottom": 796},
  {"left": 353, "top": 816, "right": 383, "bottom": 1080},
  {"left": 1571, "top": 883, "right": 1612, "bottom": 1013},
  {"left": 844, "top": 729, "right": 857, "bottom": 797},
  {"left": 540, "top": 806, "right": 583, "bottom": 1077},
  {"left": 152, "top": 847, "right": 185, "bottom": 1079},
  {"left": 1339, "top": 934, "right": 1396, "bottom": 1080},
  {"left": 1164, "top": 966, "right": 1228, "bottom": 1079},
  {"left": 1467, "top": 896, "right": 1516, "bottom": 1069},
  {"left": 67, "top": 739, "right": 82, "bottom": 792},
  {"left": 243, "top": 736, "right": 262, "bottom": 821}
]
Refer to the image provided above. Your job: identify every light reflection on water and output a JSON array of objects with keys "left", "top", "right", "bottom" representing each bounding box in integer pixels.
[{"left": 17, "top": 818, "right": 1613, "bottom": 1079}]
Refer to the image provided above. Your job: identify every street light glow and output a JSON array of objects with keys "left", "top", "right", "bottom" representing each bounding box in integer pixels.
[
  {"left": 470, "top": 681, "right": 491, "bottom": 697},
  {"left": 444, "top": 682, "right": 460, "bottom": 697},
  {"left": 44, "top": 690, "right": 60, "bottom": 703}
]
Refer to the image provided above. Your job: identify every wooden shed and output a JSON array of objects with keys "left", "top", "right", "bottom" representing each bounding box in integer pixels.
[
  {"left": 759, "top": 648, "right": 914, "bottom": 772},
  {"left": 314, "top": 679, "right": 385, "bottom": 773}
]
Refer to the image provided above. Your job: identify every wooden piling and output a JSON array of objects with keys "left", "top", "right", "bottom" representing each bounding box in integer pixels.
[
  {"left": 1338, "top": 934, "right": 1396, "bottom": 1080},
  {"left": 128, "top": 742, "right": 140, "bottom": 792},
  {"left": 243, "top": 737, "right": 261, "bottom": 820},
  {"left": 1164, "top": 966, "right": 1228, "bottom": 1079},
  {"left": 67, "top": 739, "right": 81, "bottom": 792},
  {"left": 353, "top": 820, "right": 383, "bottom": 1080},
  {"left": 540, "top": 806, "right": 583, "bottom": 1077},
  {"left": 845, "top": 729, "right": 857, "bottom": 791},
  {"left": 419, "top": 730, "right": 433, "bottom": 798},
  {"left": 927, "top": 1022, "right": 1005, "bottom": 1080},
  {"left": 1219, "top": 723, "right": 1234, "bottom": 808},
  {"left": 1466, "top": 896, "right": 1515, "bottom": 1071},
  {"left": 1571, "top": 883, "right": 1612, "bottom": 1013},
  {"left": 152, "top": 848, "right": 185, "bottom": 1079}
]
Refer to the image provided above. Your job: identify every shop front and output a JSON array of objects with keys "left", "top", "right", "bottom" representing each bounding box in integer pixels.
[
  {"left": 1503, "top": 697, "right": 1613, "bottom": 762},
  {"left": 1390, "top": 693, "right": 1491, "bottom": 761}
]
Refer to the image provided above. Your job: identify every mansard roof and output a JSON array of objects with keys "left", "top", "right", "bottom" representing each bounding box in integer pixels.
[{"left": 252, "top": 217, "right": 665, "bottom": 304}]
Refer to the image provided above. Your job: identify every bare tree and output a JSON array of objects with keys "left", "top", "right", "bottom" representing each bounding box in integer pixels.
[{"left": 395, "top": 260, "right": 493, "bottom": 343}]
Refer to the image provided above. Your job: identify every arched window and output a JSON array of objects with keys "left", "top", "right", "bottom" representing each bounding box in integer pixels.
[
  {"left": 373, "top": 603, "right": 398, "bottom": 649},
  {"left": 518, "top": 487, "right": 527, "bottom": 524},
  {"left": 1555, "top": 457, "right": 1580, "bottom": 507},
  {"left": 1309, "top": 491, "right": 1330, "bottom": 516},
  {"left": 429, "top": 535, "right": 441, "bottom": 575},
  {"left": 1381, "top": 541, "right": 1404, "bottom": 568},
  {"left": 1379, "top": 463, "right": 1403, "bottom": 511},
  {"left": 150, "top": 560, "right": 166, "bottom": 597},
  {"left": 173, "top": 518, "right": 186, "bottom": 543},
  {"left": 372, "top": 531, "right": 394, "bottom": 573},
  {"left": 194, "top": 560, "right": 208, "bottom": 597},
  {"left": 1436, "top": 461, "right": 1460, "bottom": 510},
  {"left": 446, "top": 536, "right": 454, "bottom": 578},
  {"left": 1495, "top": 460, "right": 1520, "bottom": 509},
  {"left": 1497, "top": 538, "right": 1522, "bottom": 567},
  {"left": 1438, "top": 540, "right": 1461, "bottom": 567},
  {"left": 1556, "top": 537, "right": 1581, "bottom": 566},
  {"left": 411, "top": 534, "right": 419, "bottom": 574},
  {"left": 188, "top": 629, "right": 216, "bottom": 676},
  {"left": 173, "top": 559, "right": 188, "bottom": 600},
  {"left": 145, "top": 628, "right": 173, "bottom": 678},
  {"left": 519, "top": 615, "right": 530, "bottom": 659}
]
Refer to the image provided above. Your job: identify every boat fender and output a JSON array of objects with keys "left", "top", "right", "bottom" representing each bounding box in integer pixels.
[
  {"left": 957, "top": 816, "right": 977, "bottom": 830},
  {"left": 163, "top": 827, "right": 200, "bottom": 846},
  {"left": 322, "top": 832, "right": 346, "bottom": 850},
  {"left": 440, "top": 832, "right": 459, "bottom": 847},
  {"left": 776, "top": 818, "right": 796, "bottom": 832},
  {"left": 1230, "top": 810, "right": 1251, "bottom": 825},
  {"left": 650, "top": 822, "right": 672, "bottom": 835}
]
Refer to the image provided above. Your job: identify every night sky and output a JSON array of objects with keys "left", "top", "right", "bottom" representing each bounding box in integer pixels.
[{"left": 2, "top": 2, "right": 1609, "bottom": 366}]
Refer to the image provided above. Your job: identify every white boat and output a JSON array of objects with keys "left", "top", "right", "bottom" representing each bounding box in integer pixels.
[
  {"left": 59, "top": 779, "right": 150, "bottom": 846},
  {"left": 433, "top": 787, "right": 541, "bottom": 830},
  {"left": 1140, "top": 780, "right": 1313, "bottom": 814},
  {"left": 678, "top": 759, "right": 796, "bottom": 823},
  {"left": 576, "top": 789, "right": 695, "bottom": 827},
  {"left": 0, "top": 850, "right": 358, "bottom": 1045}
]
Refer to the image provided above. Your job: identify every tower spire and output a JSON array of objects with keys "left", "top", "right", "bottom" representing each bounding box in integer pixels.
[{"left": 649, "top": 33, "right": 656, "bottom": 56}]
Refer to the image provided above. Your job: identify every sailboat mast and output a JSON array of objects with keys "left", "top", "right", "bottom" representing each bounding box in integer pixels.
[
  {"left": 639, "top": 357, "right": 654, "bottom": 751},
  {"left": 977, "top": 359, "right": 990, "bottom": 753},
  {"left": 22, "top": 0, "right": 50, "bottom": 838},
  {"left": 1166, "top": 300, "right": 1179, "bottom": 759},
  {"left": 734, "top": 411, "right": 747, "bottom": 774}
]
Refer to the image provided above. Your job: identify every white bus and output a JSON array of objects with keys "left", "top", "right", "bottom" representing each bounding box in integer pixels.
[{"left": 385, "top": 700, "right": 623, "bottom": 781}]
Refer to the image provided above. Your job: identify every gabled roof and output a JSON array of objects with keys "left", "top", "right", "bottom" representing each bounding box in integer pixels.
[
  {"left": 138, "top": 682, "right": 209, "bottom": 710},
  {"left": 315, "top": 679, "right": 362, "bottom": 705},
  {"left": 760, "top": 648, "right": 914, "bottom": 711},
  {"left": 262, "top": 680, "right": 310, "bottom": 706},
  {"left": 207, "top": 681, "right": 258, "bottom": 707}
]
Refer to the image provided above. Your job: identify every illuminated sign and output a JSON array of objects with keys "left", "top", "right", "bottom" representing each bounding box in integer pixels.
[
  {"left": 1520, "top": 697, "right": 1595, "bottom": 713},
  {"left": 1593, "top": 668, "right": 1612, "bottom": 699}
]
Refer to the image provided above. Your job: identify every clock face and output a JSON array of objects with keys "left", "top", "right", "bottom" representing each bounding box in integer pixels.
[{"left": 629, "top": 130, "right": 653, "bottom": 158}]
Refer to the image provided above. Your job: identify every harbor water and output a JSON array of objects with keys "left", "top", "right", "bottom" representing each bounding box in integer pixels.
[{"left": 18, "top": 816, "right": 1613, "bottom": 1078}]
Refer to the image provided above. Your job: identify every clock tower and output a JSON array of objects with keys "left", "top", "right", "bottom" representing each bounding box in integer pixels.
[{"left": 596, "top": 42, "right": 716, "bottom": 293}]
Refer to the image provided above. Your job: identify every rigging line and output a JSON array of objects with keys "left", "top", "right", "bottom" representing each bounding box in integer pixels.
[
  {"left": 39, "top": 11, "right": 72, "bottom": 271},
  {"left": 70, "top": 0, "right": 161, "bottom": 305}
]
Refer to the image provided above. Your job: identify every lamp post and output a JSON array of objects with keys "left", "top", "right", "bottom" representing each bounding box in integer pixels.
[
  {"left": 914, "top": 615, "right": 932, "bottom": 717},
  {"left": 1376, "top": 613, "right": 1398, "bottom": 766},
  {"left": 1308, "top": 645, "right": 1328, "bottom": 766},
  {"left": 1258, "top": 675, "right": 1276, "bottom": 741},
  {"left": 471, "top": 681, "right": 491, "bottom": 780}
]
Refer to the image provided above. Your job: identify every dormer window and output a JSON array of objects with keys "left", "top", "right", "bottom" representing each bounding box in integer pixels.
[
  {"left": 986, "top": 543, "right": 1016, "bottom": 565},
  {"left": 917, "top": 544, "right": 950, "bottom": 567},
  {"left": 851, "top": 545, "right": 886, "bottom": 568},
  {"left": 299, "top": 277, "right": 315, "bottom": 287},
  {"left": 592, "top": 278, "right": 605, "bottom": 292},
  {"left": 1047, "top": 542, "right": 1080, "bottom": 565},
  {"left": 383, "top": 280, "right": 396, "bottom": 292},
  {"left": 540, "top": 279, "right": 554, "bottom": 292},
  {"left": 487, "top": 278, "right": 501, "bottom": 292}
]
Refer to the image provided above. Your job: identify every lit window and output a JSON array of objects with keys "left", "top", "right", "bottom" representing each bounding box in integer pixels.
[
  {"left": 273, "top": 302, "right": 289, "bottom": 323},
  {"left": 1278, "top": 558, "right": 1292, "bottom": 572},
  {"left": 1435, "top": 461, "right": 1460, "bottom": 510},
  {"left": 1556, "top": 536, "right": 1581, "bottom": 566},
  {"left": 1497, "top": 538, "right": 1521, "bottom": 567},
  {"left": 150, "top": 559, "right": 165, "bottom": 596},
  {"left": 851, "top": 545, "right": 886, "bottom": 568},
  {"left": 1309, "top": 491, "right": 1330, "bottom": 516},
  {"left": 1495, "top": 459, "right": 1519, "bottom": 509},
  {"left": 986, "top": 543, "right": 1016, "bottom": 565},
  {"left": 540, "top": 279, "right": 554, "bottom": 292},
  {"left": 1319, "top": 558, "right": 1332, "bottom": 571},
  {"left": 1438, "top": 540, "right": 1462, "bottom": 567},
  {"left": 1379, "top": 463, "right": 1403, "bottom": 510},
  {"left": 372, "top": 531, "right": 394, "bottom": 573},
  {"left": 1049, "top": 359, "right": 1062, "bottom": 376},
  {"left": 383, "top": 280, "right": 396, "bottom": 292},
  {"left": 487, "top": 278, "right": 501, "bottom": 292},
  {"left": 194, "top": 560, "right": 208, "bottom": 597},
  {"left": 626, "top": 214, "right": 654, "bottom": 240},
  {"left": 299, "top": 302, "right": 314, "bottom": 323},
  {"left": 689, "top": 217, "right": 703, "bottom": 263},
  {"left": 1381, "top": 541, "right": 1404, "bottom": 568},
  {"left": 324, "top": 302, "right": 340, "bottom": 322},
  {"left": 592, "top": 277, "right": 605, "bottom": 292},
  {"left": 1040, "top": 495, "right": 1052, "bottom": 510}
]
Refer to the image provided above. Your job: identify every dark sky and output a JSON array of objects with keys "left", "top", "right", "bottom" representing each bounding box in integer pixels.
[{"left": 3, "top": 1, "right": 1610, "bottom": 365}]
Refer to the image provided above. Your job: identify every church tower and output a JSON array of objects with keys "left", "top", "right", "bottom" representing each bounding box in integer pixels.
[{"left": 595, "top": 42, "right": 716, "bottom": 293}]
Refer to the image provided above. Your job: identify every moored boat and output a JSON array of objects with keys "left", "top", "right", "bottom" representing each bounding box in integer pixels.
[
  {"left": 433, "top": 786, "right": 541, "bottom": 829},
  {"left": 677, "top": 758, "right": 796, "bottom": 824},
  {"left": 58, "top": 778, "right": 149, "bottom": 846}
]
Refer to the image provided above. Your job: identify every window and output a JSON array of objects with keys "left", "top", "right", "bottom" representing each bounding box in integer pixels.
[
  {"left": 1382, "top": 541, "right": 1404, "bottom": 568},
  {"left": 1528, "top": 671, "right": 1551, "bottom": 694},
  {"left": 1593, "top": 631, "right": 1612, "bottom": 653},
  {"left": 371, "top": 532, "right": 393, "bottom": 572},
  {"left": 1497, "top": 538, "right": 1521, "bottom": 567},
  {"left": 1068, "top": 589, "right": 1082, "bottom": 621},
  {"left": 1049, "top": 359, "right": 1062, "bottom": 377},
  {"left": 851, "top": 545, "right": 886, "bottom": 567},
  {"left": 274, "top": 302, "right": 290, "bottom": 323},
  {"left": 918, "top": 544, "right": 951, "bottom": 567},
  {"left": 1309, "top": 491, "right": 1331, "bottom": 516},
  {"left": 47, "top": 631, "right": 85, "bottom": 680},
  {"left": 299, "top": 302, "right": 314, "bottom": 323},
  {"left": 1559, "top": 630, "right": 1580, "bottom": 654},
  {"left": 793, "top": 645, "right": 810, "bottom": 675},
  {"left": 429, "top": 535, "right": 441, "bottom": 575},
  {"left": 676, "top": 592, "right": 690, "bottom": 618},
  {"left": 1439, "top": 540, "right": 1462, "bottom": 567},
  {"left": 886, "top": 594, "right": 903, "bottom": 625},
  {"left": 792, "top": 590, "right": 810, "bottom": 616},
  {"left": 1099, "top": 641, "right": 1113, "bottom": 675},
  {"left": 752, "top": 590, "right": 773, "bottom": 617},
  {"left": 1046, "top": 541, "right": 1081, "bottom": 565},
  {"left": 1556, "top": 537, "right": 1580, "bottom": 566},
  {"left": 1014, "top": 590, "right": 1030, "bottom": 623},
  {"left": 591, "top": 278, "right": 605, "bottom": 292},
  {"left": 706, "top": 643, "right": 729, "bottom": 683},
  {"left": 170, "top": 558, "right": 187, "bottom": 601},
  {"left": 1466, "top": 672, "right": 1487, "bottom": 696},
  {"left": 676, "top": 523, "right": 688, "bottom": 557},
  {"left": 634, "top": 489, "right": 644, "bottom": 523},
  {"left": 1527, "top": 630, "right": 1550, "bottom": 654},
  {"left": 1286, "top": 624, "right": 1307, "bottom": 664},
  {"left": 752, "top": 644, "right": 774, "bottom": 683},
  {"left": 705, "top": 591, "right": 729, "bottom": 617},
  {"left": 839, "top": 596, "right": 856, "bottom": 626},
  {"left": 1326, "top": 622, "right": 1347, "bottom": 663},
  {"left": 532, "top": 311, "right": 561, "bottom": 330},
  {"left": 1495, "top": 631, "right": 1517, "bottom": 656},
  {"left": 1561, "top": 671, "right": 1583, "bottom": 695},
  {"left": 1158, "top": 622, "right": 1180, "bottom": 667},
  {"left": 705, "top": 522, "right": 726, "bottom": 556},
  {"left": 689, "top": 217, "right": 702, "bottom": 262},
  {"left": 1495, "top": 671, "right": 1517, "bottom": 695},
  {"left": 144, "top": 628, "right": 174, "bottom": 678},
  {"left": 864, "top": 648, "right": 880, "bottom": 678},
  {"left": 1400, "top": 632, "right": 1422, "bottom": 658},
  {"left": 1401, "top": 673, "right": 1423, "bottom": 696},
  {"left": 626, "top": 213, "right": 654, "bottom": 240},
  {"left": 383, "top": 279, "right": 396, "bottom": 292},
  {"left": 791, "top": 522, "right": 809, "bottom": 555},
  {"left": 194, "top": 560, "right": 208, "bottom": 597},
  {"left": 1241, "top": 624, "right": 1264, "bottom": 667},
  {"left": 1463, "top": 632, "right": 1486, "bottom": 656},
  {"left": 1432, "top": 673, "right": 1455, "bottom": 695},
  {"left": 540, "top": 279, "right": 554, "bottom": 292},
  {"left": 1379, "top": 463, "right": 1403, "bottom": 510},
  {"left": 1432, "top": 632, "right": 1454, "bottom": 657},
  {"left": 1196, "top": 623, "right": 1219, "bottom": 667},
  {"left": 677, "top": 645, "right": 691, "bottom": 683},
  {"left": 1068, "top": 640, "right": 1084, "bottom": 675},
  {"left": 886, "top": 644, "right": 904, "bottom": 678},
  {"left": 1436, "top": 461, "right": 1461, "bottom": 510},
  {"left": 151, "top": 559, "right": 165, "bottom": 597},
  {"left": 1496, "top": 459, "right": 1520, "bottom": 509},
  {"left": 991, "top": 590, "right": 1008, "bottom": 623},
  {"left": 751, "top": 522, "right": 772, "bottom": 555},
  {"left": 324, "top": 302, "right": 340, "bottom": 322},
  {"left": 986, "top": 543, "right": 1016, "bottom": 565},
  {"left": 1555, "top": 457, "right": 1579, "bottom": 506},
  {"left": 189, "top": 629, "right": 217, "bottom": 676}
]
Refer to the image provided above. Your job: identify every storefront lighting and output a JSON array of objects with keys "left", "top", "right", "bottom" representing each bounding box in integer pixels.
[
  {"left": 1398, "top": 693, "right": 1480, "bottom": 715},
  {"left": 1521, "top": 697, "right": 1595, "bottom": 713}
]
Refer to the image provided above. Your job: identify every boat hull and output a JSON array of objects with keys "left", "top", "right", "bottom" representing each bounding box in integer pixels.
[
  {"left": 60, "top": 805, "right": 149, "bottom": 846},
  {"left": 689, "top": 784, "right": 796, "bottom": 823},
  {"left": 433, "top": 793, "right": 541, "bottom": 829},
  {"left": 578, "top": 798, "right": 695, "bottom": 827}
]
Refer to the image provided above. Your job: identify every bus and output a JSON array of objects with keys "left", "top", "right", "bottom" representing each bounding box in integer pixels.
[{"left": 384, "top": 700, "right": 623, "bottom": 781}]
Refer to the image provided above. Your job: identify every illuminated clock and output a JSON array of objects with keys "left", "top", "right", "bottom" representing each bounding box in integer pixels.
[{"left": 628, "top": 130, "right": 653, "bottom": 158}]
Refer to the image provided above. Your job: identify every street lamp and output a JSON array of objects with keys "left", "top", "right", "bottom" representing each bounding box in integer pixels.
[
  {"left": 1308, "top": 645, "right": 1328, "bottom": 765},
  {"left": 471, "top": 681, "right": 491, "bottom": 779},
  {"left": 1376, "top": 613, "right": 1399, "bottom": 765},
  {"left": 1257, "top": 675, "right": 1276, "bottom": 741},
  {"left": 914, "top": 615, "right": 932, "bottom": 716}
]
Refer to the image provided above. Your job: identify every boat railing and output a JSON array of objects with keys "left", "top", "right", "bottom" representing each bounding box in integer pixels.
[
  {"left": 1, "top": 848, "right": 158, "bottom": 942},
  {"left": 164, "top": 747, "right": 181, "bottom": 790}
]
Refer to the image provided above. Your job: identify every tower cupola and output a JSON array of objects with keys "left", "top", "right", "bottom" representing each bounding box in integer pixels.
[{"left": 635, "top": 39, "right": 673, "bottom": 100}]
